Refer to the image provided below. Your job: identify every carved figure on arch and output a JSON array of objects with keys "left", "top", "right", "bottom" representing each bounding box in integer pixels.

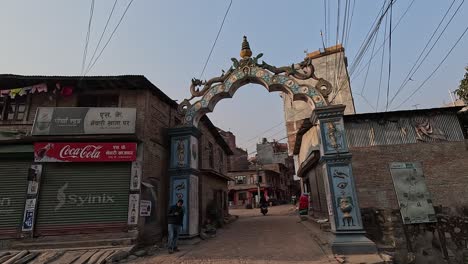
[
  {"left": 338, "top": 195, "right": 355, "bottom": 227},
  {"left": 177, "top": 140, "right": 185, "bottom": 167}
]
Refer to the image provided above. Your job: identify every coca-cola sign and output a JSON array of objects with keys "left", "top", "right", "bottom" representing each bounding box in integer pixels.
[{"left": 34, "top": 142, "right": 137, "bottom": 162}]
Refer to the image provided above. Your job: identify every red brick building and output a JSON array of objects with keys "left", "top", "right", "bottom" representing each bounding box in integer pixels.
[{"left": 0, "top": 75, "right": 231, "bottom": 246}]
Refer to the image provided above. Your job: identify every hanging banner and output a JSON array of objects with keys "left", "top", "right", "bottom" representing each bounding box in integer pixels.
[
  {"left": 128, "top": 194, "right": 140, "bottom": 225},
  {"left": 22, "top": 198, "right": 36, "bottom": 232},
  {"left": 31, "top": 107, "right": 136, "bottom": 135},
  {"left": 130, "top": 161, "right": 142, "bottom": 191},
  {"left": 34, "top": 142, "right": 137, "bottom": 162},
  {"left": 27, "top": 165, "right": 42, "bottom": 195}
]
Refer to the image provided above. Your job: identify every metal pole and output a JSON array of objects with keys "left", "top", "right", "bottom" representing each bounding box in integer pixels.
[
  {"left": 256, "top": 164, "right": 262, "bottom": 208},
  {"left": 448, "top": 89, "right": 456, "bottom": 106}
]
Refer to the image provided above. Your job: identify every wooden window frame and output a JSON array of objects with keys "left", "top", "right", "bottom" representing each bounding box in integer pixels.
[{"left": 0, "top": 95, "right": 31, "bottom": 122}]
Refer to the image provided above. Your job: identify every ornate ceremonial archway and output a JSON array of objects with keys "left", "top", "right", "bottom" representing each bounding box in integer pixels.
[
  {"left": 167, "top": 36, "right": 376, "bottom": 254},
  {"left": 177, "top": 36, "right": 332, "bottom": 127}
]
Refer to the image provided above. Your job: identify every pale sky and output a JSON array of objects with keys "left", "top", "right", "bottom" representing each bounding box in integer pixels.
[{"left": 1, "top": 1, "right": 467, "bottom": 152}]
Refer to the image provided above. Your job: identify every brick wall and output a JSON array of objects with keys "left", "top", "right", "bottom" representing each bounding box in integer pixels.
[
  {"left": 138, "top": 90, "right": 180, "bottom": 244},
  {"left": 350, "top": 141, "right": 468, "bottom": 209},
  {"left": 229, "top": 148, "right": 249, "bottom": 171}
]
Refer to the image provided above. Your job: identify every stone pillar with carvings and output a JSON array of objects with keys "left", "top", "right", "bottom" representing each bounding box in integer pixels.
[
  {"left": 168, "top": 126, "right": 200, "bottom": 238},
  {"left": 311, "top": 104, "right": 377, "bottom": 254}
]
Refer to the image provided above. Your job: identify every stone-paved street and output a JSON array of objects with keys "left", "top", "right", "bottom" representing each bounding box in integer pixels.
[{"left": 132, "top": 205, "right": 335, "bottom": 264}]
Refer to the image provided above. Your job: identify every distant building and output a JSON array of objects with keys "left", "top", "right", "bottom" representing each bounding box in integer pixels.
[
  {"left": 256, "top": 138, "right": 289, "bottom": 165},
  {"left": 224, "top": 135, "right": 299, "bottom": 208},
  {"left": 218, "top": 129, "right": 249, "bottom": 171},
  {"left": 227, "top": 169, "right": 282, "bottom": 208}
]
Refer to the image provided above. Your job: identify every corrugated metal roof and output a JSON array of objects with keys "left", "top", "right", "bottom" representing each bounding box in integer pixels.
[
  {"left": 0, "top": 74, "right": 178, "bottom": 108},
  {"left": 345, "top": 112, "right": 464, "bottom": 147}
]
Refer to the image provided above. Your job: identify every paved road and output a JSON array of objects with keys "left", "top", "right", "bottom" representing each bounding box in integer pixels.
[{"left": 133, "top": 205, "right": 334, "bottom": 264}]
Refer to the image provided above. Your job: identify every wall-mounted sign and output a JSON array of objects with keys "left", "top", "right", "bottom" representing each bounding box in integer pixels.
[
  {"left": 130, "top": 161, "right": 141, "bottom": 191},
  {"left": 390, "top": 162, "right": 436, "bottom": 224},
  {"left": 128, "top": 194, "right": 140, "bottom": 225},
  {"left": 34, "top": 142, "right": 137, "bottom": 162},
  {"left": 140, "top": 200, "right": 151, "bottom": 217},
  {"left": 27, "top": 165, "right": 42, "bottom": 195},
  {"left": 22, "top": 198, "right": 36, "bottom": 232},
  {"left": 32, "top": 107, "right": 136, "bottom": 135}
]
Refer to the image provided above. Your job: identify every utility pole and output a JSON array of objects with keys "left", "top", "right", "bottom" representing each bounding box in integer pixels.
[{"left": 256, "top": 162, "right": 262, "bottom": 208}]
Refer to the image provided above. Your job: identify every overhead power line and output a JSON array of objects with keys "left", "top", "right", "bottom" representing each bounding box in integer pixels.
[
  {"left": 350, "top": 0, "right": 416, "bottom": 81},
  {"left": 81, "top": 0, "right": 95, "bottom": 75},
  {"left": 359, "top": 18, "right": 381, "bottom": 95},
  {"left": 324, "top": 0, "right": 328, "bottom": 48},
  {"left": 85, "top": 0, "right": 135, "bottom": 76},
  {"left": 376, "top": 13, "right": 389, "bottom": 112},
  {"left": 344, "top": 0, "right": 356, "bottom": 47},
  {"left": 199, "top": 0, "right": 233, "bottom": 80},
  {"left": 393, "top": 24, "right": 468, "bottom": 109},
  {"left": 388, "top": 0, "right": 464, "bottom": 108},
  {"left": 248, "top": 135, "right": 289, "bottom": 156},
  {"left": 385, "top": 0, "right": 393, "bottom": 112},
  {"left": 348, "top": 0, "right": 389, "bottom": 75},
  {"left": 237, "top": 106, "right": 309, "bottom": 147},
  {"left": 85, "top": 0, "right": 119, "bottom": 75},
  {"left": 331, "top": 0, "right": 395, "bottom": 105}
]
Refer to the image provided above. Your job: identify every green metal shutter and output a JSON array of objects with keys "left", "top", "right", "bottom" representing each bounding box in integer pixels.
[
  {"left": 35, "top": 163, "right": 131, "bottom": 236},
  {"left": 0, "top": 160, "right": 30, "bottom": 238}
]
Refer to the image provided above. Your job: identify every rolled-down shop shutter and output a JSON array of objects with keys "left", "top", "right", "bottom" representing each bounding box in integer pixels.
[
  {"left": 35, "top": 163, "right": 131, "bottom": 236},
  {"left": 0, "top": 160, "right": 31, "bottom": 238}
]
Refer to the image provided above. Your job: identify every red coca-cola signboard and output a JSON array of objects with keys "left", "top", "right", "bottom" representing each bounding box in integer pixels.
[{"left": 34, "top": 142, "right": 137, "bottom": 162}]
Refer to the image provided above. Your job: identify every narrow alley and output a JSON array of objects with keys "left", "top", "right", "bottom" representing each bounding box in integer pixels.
[{"left": 133, "top": 205, "right": 334, "bottom": 264}]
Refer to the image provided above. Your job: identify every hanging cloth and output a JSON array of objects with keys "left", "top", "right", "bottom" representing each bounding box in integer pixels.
[
  {"left": 0, "top": 90, "right": 10, "bottom": 97},
  {"left": 9, "top": 88, "right": 22, "bottom": 98},
  {"left": 31, "top": 83, "right": 48, "bottom": 93},
  {"left": 60, "top": 86, "right": 74, "bottom": 97}
]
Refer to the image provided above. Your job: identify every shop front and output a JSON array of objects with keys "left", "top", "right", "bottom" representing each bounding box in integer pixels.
[
  {"left": 0, "top": 145, "right": 34, "bottom": 239},
  {"left": 32, "top": 142, "right": 140, "bottom": 236}
]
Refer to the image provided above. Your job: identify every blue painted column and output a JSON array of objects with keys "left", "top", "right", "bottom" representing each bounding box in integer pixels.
[
  {"left": 311, "top": 105, "right": 377, "bottom": 254},
  {"left": 168, "top": 126, "right": 201, "bottom": 237}
]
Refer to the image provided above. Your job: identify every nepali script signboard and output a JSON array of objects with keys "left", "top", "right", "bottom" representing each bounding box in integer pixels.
[
  {"left": 34, "top": 142, "right": 137, "bottom": 162},
  {"left": 32, "top": 107, "right": 136, "bottom": 135}
]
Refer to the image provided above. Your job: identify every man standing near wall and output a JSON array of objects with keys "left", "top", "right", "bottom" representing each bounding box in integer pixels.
[{"left": 167, "top": 199, "right": 184, "bottom": 254}]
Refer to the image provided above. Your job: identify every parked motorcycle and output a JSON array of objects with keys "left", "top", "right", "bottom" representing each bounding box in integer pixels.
[{"left": 260, "top": 205, "right": 268, "bottom": 216}]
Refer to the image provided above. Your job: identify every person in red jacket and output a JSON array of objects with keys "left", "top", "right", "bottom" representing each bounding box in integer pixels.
[{"left": 298, "top": 193, "right": 309, "bottom": 221}]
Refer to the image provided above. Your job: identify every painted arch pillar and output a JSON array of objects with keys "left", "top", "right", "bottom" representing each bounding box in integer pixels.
[
  {"left": 311, "top": 105, "right": 377, "bottom": 254},
  {"left": 167, "top": 126, "right": 200, "bottom": 237}
]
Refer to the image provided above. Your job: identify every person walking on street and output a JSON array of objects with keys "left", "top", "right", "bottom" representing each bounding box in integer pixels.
[
  {"left": 298, "top": 193, "right": 309, "bottom": 222},
  {"left": 167, "top": 199, "right": 184, "bottom": 254}
]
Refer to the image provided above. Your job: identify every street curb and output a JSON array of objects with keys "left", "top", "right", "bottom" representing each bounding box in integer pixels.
[{"left": 298, "top": 219, "right": 337, "bottom": 263}]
